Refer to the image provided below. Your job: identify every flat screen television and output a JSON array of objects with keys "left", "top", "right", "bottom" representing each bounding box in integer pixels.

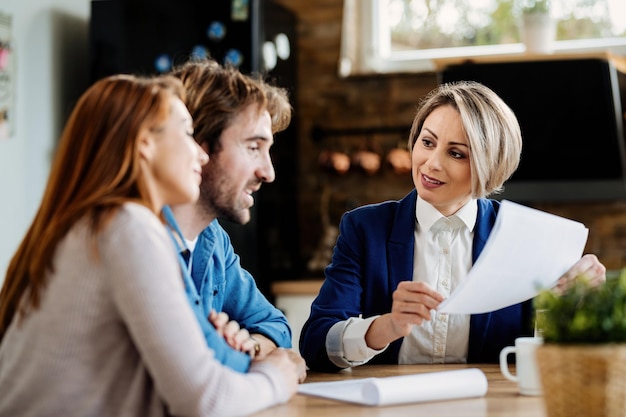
[{"left": 439, "top": 58, "right": 626, "bottom": 202}]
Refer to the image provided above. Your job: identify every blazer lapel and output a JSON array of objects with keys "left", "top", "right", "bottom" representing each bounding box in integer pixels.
[
  {"left": 469, "top": 199, "right": 500, "bottom": 360},
  {"left": 387, "top": 190, "right": 418, "bottom": 293}
]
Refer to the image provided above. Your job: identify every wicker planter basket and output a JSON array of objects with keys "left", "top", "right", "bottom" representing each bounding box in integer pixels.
[{"left": 535, "top": 344, "right": 626, "bottom": 417}]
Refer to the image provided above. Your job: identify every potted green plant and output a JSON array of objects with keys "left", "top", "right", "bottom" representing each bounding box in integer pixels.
[
  {"left": 534, "top": 272, "right": 626, "bottom": 417},
  {"left": 520, "top": 0, "right": 555, "bottom": 53}
]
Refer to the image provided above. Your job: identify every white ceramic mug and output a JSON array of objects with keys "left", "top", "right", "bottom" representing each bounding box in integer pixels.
[{"left": 499, "top": 336, "right": 543, "bottom": 396}]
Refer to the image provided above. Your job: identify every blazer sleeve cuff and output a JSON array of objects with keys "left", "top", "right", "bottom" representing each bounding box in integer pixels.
[{"left": 326, "top": 315, "right": 388, "bottom": 368}]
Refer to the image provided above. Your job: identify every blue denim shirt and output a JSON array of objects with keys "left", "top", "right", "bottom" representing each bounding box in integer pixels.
[
  {"left": 162, "top": 207, "right": 292, "bottom": 373},
  {"left": 191, "top": 219, "right": 292, "bottom": 347}
]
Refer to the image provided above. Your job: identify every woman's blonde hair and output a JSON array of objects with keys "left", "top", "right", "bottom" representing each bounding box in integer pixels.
[
  {"left": 0, "top": 74, "right": 185, "bottom": 340},
  {"left": 408, "top": 81, "right": 522, "bottom": 198}
]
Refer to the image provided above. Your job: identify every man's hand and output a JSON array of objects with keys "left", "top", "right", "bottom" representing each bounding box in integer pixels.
[
  {"left": 246, "top": 333, "right": 279, "bottom": 360},
  {"left": 208, "top": 310, "right": 260, "bottom": 358}
]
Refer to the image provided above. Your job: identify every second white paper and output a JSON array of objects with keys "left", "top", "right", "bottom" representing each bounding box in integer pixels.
[
  {"left": 297, "top": 368, "right": 487, "bottom": 406},
  {"left": 438, "top": 200, "right": 589, "bottom": 314}
]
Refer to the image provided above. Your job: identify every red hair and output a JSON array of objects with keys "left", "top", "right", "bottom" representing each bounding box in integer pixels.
[{"left": 0, "top": 74, "right": 185, "bottom": 340}]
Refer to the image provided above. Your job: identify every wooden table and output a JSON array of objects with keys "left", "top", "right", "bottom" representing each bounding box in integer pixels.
[{"left": 250, "top": 364, "right": 546, "bottom": 416}]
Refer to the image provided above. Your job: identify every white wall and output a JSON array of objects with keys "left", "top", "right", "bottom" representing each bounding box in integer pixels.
[{"left": 0, "top": 0, "right": 89, "bottom": 284}]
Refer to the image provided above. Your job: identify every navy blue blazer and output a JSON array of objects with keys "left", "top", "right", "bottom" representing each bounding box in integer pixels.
[{"left": 300, "top": 189, "right": 534, "bottom": 372}]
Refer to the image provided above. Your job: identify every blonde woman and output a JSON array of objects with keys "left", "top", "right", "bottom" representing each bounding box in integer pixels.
[{"left": 300, "top": 81, "right": 606, "bottom": 372}]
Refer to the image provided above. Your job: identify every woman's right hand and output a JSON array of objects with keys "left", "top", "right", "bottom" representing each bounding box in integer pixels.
[
  {"left": 255, "top": 348, "right": 307, "bottom": 396},
  {"left": 366, "top": 281, "right": 445, "bottom": 349},
  {"left": 391, "top": 281, "right": 445, "bottom": 328}
]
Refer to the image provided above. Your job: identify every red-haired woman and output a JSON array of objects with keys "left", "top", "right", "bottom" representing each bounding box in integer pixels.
[{"left": 0, "top": 74, "right": 302, "bottom": 417}]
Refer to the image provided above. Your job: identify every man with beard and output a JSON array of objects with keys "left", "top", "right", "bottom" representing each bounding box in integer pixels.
[{"left": 166, "top": 59, "right": 299, "bottom": 373}]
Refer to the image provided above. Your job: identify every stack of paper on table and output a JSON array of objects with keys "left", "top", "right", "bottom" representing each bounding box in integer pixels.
[
  {"left": 438, "top": 200, "right": 589, "bottom": 314},
  {"left": 297, "top": 368, "right": 487, "bottom": 406}
]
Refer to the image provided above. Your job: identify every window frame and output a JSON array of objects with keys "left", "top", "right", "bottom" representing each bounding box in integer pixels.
[{"left": 352, "top": 0, "right": 626, "bottom": 75}]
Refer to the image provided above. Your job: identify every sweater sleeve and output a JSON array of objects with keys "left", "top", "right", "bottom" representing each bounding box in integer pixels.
[{"left": 100, "top": 204, "right": 292, "bottom": 417}]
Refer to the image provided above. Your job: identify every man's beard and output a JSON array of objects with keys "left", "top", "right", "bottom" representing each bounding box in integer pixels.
[{"left": 198, "top": 173, "right": 251, "bottom": 225}]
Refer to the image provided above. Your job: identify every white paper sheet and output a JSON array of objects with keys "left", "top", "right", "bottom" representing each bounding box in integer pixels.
[
  {"left": 297, "top": 368, "right": 488, "bottom": 406},
  {"left": 438, "top": 200, "right": 589, "bottom": 314}
]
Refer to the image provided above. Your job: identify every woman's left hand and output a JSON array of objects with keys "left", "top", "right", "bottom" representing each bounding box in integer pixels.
[{"left": 553, "top": 253, "right": 606, "bottom": 294}]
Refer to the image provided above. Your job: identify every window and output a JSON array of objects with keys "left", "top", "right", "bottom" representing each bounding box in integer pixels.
[{"left": 340, "top": 0, "right": 626, "bottom": 76}]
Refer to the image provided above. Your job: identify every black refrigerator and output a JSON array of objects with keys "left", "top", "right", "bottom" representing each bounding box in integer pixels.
[{"left": 90, "top": 0, "right": 300, "bottom": 298}]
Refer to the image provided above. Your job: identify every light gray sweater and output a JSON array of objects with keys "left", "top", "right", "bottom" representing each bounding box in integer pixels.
[{"left": 0, "top": 203, "right": 290, "bottom": 417}]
